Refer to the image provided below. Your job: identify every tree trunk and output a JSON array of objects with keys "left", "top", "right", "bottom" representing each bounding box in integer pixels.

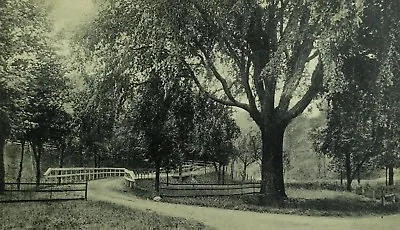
[
  {"left": 94, "top": 150, "right": 98, "bottom": 168},
  {"left": 385, "top": 167, "right": 388, "bottom": 186},
  {"left": 357, "top": 169, "right": 361, "bottom": 185},
  {"left": 340, "top": 169, "right": 343, "bottom": 186},
  {"left": 17, "top": 141, "right": 25, "bottom": 190},
  {"left": 242, "top": 163, "right": 248, "bottom": 181},
  {"left": 212, "top": 162, "right": 220, "bottom": 183},
  {"left": 166, "top": 169, "right": 169, "bottom": 186},
  {"left": 57, "top": 142, "right": 66, "bottom": 184},
  {"left": 179, "top": 163, "right": 183, "bottom": 182},
  {"left": 230, "top": 159, "right": 235, "bottom": 180},
  {"left": 218, "top": 164, "right": 222, "bottom": 184},
  {"left": 345, "top": 152, "right": 352, "bottom": 191},
  {"left": 37, "top": 144, "right": 43, "bottom": 187},
  {"left": 78, "top": 143, "right": 84, "bottom": 166},
  {"left": 155, "top": 160, "right": 161, "bottom": 193},
  {"left": 273, "top": 134, "right": 286, "bottom": 197},
  {"left": 32, "top": 142, "right": 43, "bottom": 187},
  {"left": 59, "top": 142, "right": 65, "bottom": 168},
  {"left": 222, "top": 165, "right": 226, "bottom": 184},
  {"left": 317, "top": 156, "right": 322, "bottom": 178},
  {"left": 0, "top": 134, "right": 5, "bottom": 194},
  {"left": 388, "top": 165, "right": 394, "bottom": 186},
  {"left": 259, "top": 124, "right": 287, "bottom": 199}
]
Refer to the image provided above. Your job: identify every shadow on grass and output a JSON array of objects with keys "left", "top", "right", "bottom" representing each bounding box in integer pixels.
[{"left": 241, "top": 194, "right": 400, "bottom": 216}]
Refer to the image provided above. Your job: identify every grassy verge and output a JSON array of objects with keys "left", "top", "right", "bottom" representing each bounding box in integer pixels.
[
  {"left": 131, "top": 177, "right": 400, "bottom": 217},
  {"left": 0, "top": 200, "right": 211, "bottom": 230}
]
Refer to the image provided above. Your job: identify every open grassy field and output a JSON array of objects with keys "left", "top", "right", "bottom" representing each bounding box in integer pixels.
[{"left": 0, "top": 200, "right": 210, "bottom": 230}]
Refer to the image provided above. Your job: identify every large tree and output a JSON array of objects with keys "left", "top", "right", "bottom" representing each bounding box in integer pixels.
[{"left": 92, "top": 0, "right": 361, "bottom": 198}]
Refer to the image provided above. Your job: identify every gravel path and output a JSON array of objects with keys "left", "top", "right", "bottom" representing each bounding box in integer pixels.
[{"left": 88, "top": 178, "right": 399, "bottom": 230}]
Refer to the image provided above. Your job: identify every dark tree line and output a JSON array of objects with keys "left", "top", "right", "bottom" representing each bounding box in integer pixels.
[{"left": 313, "top": 0, "right": 400, "bottom": 191}]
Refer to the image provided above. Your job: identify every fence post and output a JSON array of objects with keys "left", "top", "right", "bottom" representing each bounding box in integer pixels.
[{"left": 84, "top": 180, "right": 88, "bottom": 200}]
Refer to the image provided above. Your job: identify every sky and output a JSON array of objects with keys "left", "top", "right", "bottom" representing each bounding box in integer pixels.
[{"left": 47, "top": 0, "right": 96, "bottom": 34}]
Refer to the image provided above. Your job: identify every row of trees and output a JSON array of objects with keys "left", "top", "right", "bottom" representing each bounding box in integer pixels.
[
  {"left": 0, "top": 0, "right": 71, "bottom": 192},
  {"left": 1, "top": 0, "right": 243, "bottom": 195},
  {"left": 2, "top": 0, "right": 399, "bottom": 199},
  {"left": 313, "top": 0, "right": 400, "bottom": 191},
  {"left": 0, "top": 0, "right": 241, "bottom": 194},
  {"left": 72, "top": 38, "right": 241, "bottom": 192},
  {"left": 79, "top": 0, "right": 368, "bottom": 199}
]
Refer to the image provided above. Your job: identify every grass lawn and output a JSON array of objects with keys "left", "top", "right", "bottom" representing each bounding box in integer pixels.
[
  {"left": 0, "top": 200, "right": 210, "bottom": 230},
  {"left": 131, "top": 176, "right": 400, "bottom": 217}
]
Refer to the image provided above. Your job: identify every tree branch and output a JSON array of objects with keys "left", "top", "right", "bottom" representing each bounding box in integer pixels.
[
  {"left": 306, "top": 50, "right": 320, "bottom": 63},
  {"left": 241, "top": 56, "right": 258, "bottom": 112},
  {"left": 278, "top": 7, "right": 313, "bottom": 112},
  {"left": 286, "top": 58, "right": 323, "bottom": 121},
  {"left": 181, "top": 61, "right": 252, "bottom": 112},
  {"left": 195, "top": 44, "right": 249, "bottom": 109}
]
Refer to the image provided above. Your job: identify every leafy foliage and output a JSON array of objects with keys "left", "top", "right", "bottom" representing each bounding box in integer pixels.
[
  {"left": 312, "top": 0, "right": 400, "bottom": 190},
  {"left": 193, "top": 94, "right": 240, "bottom": 182},
  {"left": 236, "top": 129, "right": 260, "bottom": 181},
  {"left": 91, "top": 0, "right": 363, "bottom": 198},
  {"left": 1, "top": 0, "right": 71, "bottom": 190}
]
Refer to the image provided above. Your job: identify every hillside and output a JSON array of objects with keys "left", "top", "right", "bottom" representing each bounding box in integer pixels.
[
  {"left": 284, "top": 114, "right": 330, "bottom": 180},
  {"left": 4, "top": 142, "right": 69, "bottom": 183}
]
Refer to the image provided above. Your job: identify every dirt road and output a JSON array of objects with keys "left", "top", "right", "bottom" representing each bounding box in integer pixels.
[{"left": 88, "top": 179, "right": 399, "bottom": 230}]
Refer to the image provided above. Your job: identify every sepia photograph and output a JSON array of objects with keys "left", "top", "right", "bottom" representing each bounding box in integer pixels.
[{"left": 0, "top": 0, "right": 399, "bottom": 229}]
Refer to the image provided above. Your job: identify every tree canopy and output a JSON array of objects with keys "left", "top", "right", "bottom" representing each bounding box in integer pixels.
[{"left": 83, "top": 0, "right": 363, "bottom": 198}]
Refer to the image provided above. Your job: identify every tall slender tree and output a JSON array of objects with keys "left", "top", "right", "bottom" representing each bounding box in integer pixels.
[
  {"left": 134, "top": 69, "right": 196, "bottom": 192},
  {"left": 193, "top": 94, "right": 240, "bottom": 183},
  {"left": 237, "top": 130, "right": 261, "bottom": 181}
]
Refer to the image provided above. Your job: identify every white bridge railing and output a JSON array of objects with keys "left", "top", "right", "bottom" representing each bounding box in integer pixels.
[
  {"left": 43, "top": 161, "right": 214, "bottom": 185},
  {"left": 43, "top": 167, "right": 126, "bottom": 183}
]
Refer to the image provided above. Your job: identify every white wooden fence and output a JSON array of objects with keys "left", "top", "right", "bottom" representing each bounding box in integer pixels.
[
  {"left": 44, "top": 167, "right": 126, "bottom": 183},
  {"left": 43, "top": 161, "right": 214, "bottom": 185}
]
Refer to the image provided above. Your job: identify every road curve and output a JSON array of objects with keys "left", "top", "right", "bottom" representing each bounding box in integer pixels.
[{"left": 88, "top": 178, "right": 399, "bottom": 230}]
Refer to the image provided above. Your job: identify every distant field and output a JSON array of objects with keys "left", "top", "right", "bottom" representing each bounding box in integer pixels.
[{"left": 0, "top": 200, "right": 210, "bottom": 230}]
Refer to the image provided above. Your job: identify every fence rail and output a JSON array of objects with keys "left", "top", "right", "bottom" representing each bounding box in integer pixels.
[
  {"left": 44, "top": 167, "right": 126, "bottom": 183},
  {"left": 159, "top": 182, "right": 260, "bottom": 197},
  {"left": 0, "top": 182, "right": 88, "bottom": 203},
  {"left": 38, "top": 161, "right": 217, "bottom": 199}
]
